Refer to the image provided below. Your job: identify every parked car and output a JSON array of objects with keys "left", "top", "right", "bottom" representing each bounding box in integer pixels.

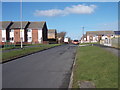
[{"left": 72, "top": 40, "right": 79, "bottom": 45}]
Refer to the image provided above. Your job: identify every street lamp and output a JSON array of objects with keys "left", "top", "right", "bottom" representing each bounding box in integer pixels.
[
  {"left": 20, "top": 30, "right": 23, "bottom": 49},
  {"left": 20, "top": 0, "right": 23, "bottom": 49},
  {"left": 82, "top": 26, "right": 84, "bottom": 43}
]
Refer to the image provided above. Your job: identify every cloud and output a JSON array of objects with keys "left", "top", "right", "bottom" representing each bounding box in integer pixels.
[{"left": 34, "top": 4, "right": 97, "bottom": 17}]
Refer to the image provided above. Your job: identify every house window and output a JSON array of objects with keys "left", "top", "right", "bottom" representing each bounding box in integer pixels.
[
  {"left": 11, "top": 29, "right": 14, "bottom": 32},
  {"left": 28, "top": 29, "right": 32, "bottom": 32},
  {"left": 10, "top": 37, "right": 14, "bottom": 41},
  {"left": 28, "top": 37, "right": 32, "bottom": 40},
  {"left": 2, "top": 38, "right": 5, "bottom": 41}
]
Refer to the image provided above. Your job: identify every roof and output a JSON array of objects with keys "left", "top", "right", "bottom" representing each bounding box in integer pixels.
[
  {"left": 48, "top": 29, "right": 56, "bottom": 33},
  {"left": 114, "top": 31, "right": 120, "bottom": 35},
  {"left": 10, "top": 21, "right": 29, "bottom": 29},
  {"left": 86, "top": 31, "right": 114, "bottom": 35},
  {"left": 28, "top": 21, "right": 46, "bottom": 29},
  {"left": 0, "top": 21, "right": 12, "bottom": 29}
]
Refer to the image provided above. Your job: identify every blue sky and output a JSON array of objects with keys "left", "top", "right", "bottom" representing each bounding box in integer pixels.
[{"left": 2, "top": 2, "right": 118, "bottom": 39}]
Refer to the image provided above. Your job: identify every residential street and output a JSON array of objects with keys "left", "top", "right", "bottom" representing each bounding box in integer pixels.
[{"left": 3, "top": 44, "right": 77, "bottom": 88}]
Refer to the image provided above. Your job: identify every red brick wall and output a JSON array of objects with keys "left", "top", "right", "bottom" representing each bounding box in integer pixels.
[
  {"left": 14, "top": 29, "right": 20, "bottom": 43},
  {"left": 32, "top": 29, "right": 38, "bottom": 43}
]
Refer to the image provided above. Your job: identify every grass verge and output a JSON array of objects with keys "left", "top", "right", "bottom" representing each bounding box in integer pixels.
[
  {"left": 2, "top": 44, "right": 60, "bottom": 63},
  {"left": 80, "top": 42, "right": 99, "bottom": 45},
  {"left": 73, "top": 46, "right": 118, "bottom": 88}
]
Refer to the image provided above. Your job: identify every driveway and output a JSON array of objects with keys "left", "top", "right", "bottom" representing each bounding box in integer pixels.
[{"left": 2, "top": 44, "right": 77, "bottom": 88}]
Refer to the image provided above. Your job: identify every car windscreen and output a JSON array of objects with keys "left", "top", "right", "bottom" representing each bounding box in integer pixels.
[{"left": 74, "top": 40, "right": 78, "bottom": 42}]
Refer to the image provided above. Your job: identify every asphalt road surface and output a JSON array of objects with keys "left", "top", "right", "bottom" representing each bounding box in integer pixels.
[{"left": 3, "top": 44, "right": 77, "bottom": 88}]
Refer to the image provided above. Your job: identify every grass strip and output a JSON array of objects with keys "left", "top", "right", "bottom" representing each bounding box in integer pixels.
[
  {"left": 80, "top": 42, "right": 99, "bottom": 45},
  {"left": 2, "top": 44, "right": 60, "bottom": 62},
  {"left": 73, "top": 46, "right": 118, "bottom": 88}
]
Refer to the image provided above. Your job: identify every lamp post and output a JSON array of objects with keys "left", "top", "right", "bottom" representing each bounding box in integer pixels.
[
  {"left": 20, "top": 29, "right": 23, "bottom": 49},
  {"left": 20, "top": 0, "right": 23, "bottom": 48},
  {"left": 82, "top": 26, "right": 84, "bottom": 43}
]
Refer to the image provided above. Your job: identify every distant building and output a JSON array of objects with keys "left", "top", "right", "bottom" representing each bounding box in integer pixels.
[
  {"left": 48, "top": 29, "right": 57, "bottom": 44},
  {"left": 57, "top": 32, "right": 66, "bottom": 44},
  {"left": 86, "top": 31, "right": 115, "bottom": 43},
  {"left": 80, "top": 30, "right": 120, "bottom": 46}
]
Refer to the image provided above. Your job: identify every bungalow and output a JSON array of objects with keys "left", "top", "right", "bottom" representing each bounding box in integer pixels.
[
  {"left": 86, "top": 31, "right": 115, "bottom": 43},
  {"left": 48, "top": 29, "right": 57, "bottom": 44},
  {"left": 9, "top": 21, "right": 30, "bottom": 44},
  {"left": 27, "top": 21, "right": 48, "bottom": 44},
  {"left": 0, "top": 21, "right": 13, "bottom": 45}
]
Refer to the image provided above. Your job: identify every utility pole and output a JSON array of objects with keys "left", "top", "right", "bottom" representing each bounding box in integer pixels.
[
  {"left": 82, "top": 26, "right": 84, "bottom": 43},
  {"left": 20, "top": 0, "right": 23, "bottom": 49}
]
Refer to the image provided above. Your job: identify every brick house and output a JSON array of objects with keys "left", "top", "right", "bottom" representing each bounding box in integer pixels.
[
  {"left": 27, "top": 21, "right": 48, "bottom": 44},
  {"left": 48, "top": 29, "right": 57, "bottom": 44},
  {"left": 0, "top": 21, "right": 13, "bottom": 45},
  {"left": 9, "top": 21, "right": 30, "bottom": 44}
]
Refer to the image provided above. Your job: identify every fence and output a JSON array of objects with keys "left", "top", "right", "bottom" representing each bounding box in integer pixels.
[{"left": 111, "top": 37, "right": 120, "bottom": 48}]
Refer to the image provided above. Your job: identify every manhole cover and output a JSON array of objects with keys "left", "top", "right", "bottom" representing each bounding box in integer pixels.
[{"left": 78, "top": 81, "right": 96, "bottom": 88}]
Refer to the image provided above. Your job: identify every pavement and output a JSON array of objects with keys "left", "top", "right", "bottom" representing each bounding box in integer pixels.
[{"left": 2, "top": 44, "right": 77, "bottom": 88}]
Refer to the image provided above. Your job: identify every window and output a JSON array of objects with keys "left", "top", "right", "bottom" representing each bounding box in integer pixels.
[
  {"left": 10, "top": 37, "right": 14, "bottom": 41},
  {"left": 2, "top": 38, "right": 5, "bottom": 41},
  {"left": 28, "top": 37, "right": 32, "bottom": 40},
  {"left": 11, "top": 29, "right": 14, "bottom": 32},
  {"left": 28, "top": 29, "right": 32, "bottom": 32}
]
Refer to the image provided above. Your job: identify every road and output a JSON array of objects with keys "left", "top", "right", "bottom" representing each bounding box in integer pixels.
[{"left": 2, "top": 44, "right": 77, "bottom": 88}]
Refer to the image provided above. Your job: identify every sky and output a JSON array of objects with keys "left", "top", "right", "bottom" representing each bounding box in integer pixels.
[
  {"left": 1, "top": 0, "right": 120, "bottom": 2},
  {"left": 2, "top": 2, "right": 118, "bottom": 40}
]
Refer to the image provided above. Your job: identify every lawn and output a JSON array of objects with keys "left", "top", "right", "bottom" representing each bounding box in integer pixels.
[
  {"left": 2, "top": 43, "right": 44, "bottom": 50},
  {"left": 73, "top": 46, "right": 118, "bottom": 88},
  {"left": 2, "top": 44, "right": 60, "bottom": 63}
]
